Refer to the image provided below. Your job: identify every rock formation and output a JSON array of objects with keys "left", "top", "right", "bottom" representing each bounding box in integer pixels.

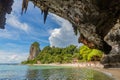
[
  {"left": 30, "top": 0, "right": 120, "bottom": 54},
  {"left": 30, "top": 0, "right": 120, "bottom": 67},
  {"left": 101, "top": 20, "right": 120, "bottom": 68},
  {"left": 0, "top": 0, "right": 120, "bottom": 67},
  {"left": 28, "top": 42, "right": 40, "bottom": 60},
  {"left": 0, "top": 0, "right": 13, "bottom": 29}
]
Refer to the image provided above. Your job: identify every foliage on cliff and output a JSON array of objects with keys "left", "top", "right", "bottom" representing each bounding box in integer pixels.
[
  {"left": 22, "top": 43, "right": 103, "bottom": 64},
  {"left": 31, "top": 42, "right": 40, "bottom": 51},
  {"left": 22, "top": 45, "right": 80, "bottom": 64}
]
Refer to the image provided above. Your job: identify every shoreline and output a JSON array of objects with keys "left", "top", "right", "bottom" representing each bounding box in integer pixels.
[
  {"left": 31, "top": 62, "right": 120, "bottom": 80},
  {"left": 94, "top": 68, "right": 120, "bottom": 80},
  {"left": 33, "top": 62, "right": 104, "bottom": 68}
]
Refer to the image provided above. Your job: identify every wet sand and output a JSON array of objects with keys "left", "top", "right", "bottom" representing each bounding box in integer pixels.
[{"left": 96, "top": 68, "right": 120, "bottom": 80}]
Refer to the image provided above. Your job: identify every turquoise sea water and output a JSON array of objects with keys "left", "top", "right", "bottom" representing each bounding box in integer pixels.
[{"left": 0, "top": 65, "right": 113, "bottom": 80}]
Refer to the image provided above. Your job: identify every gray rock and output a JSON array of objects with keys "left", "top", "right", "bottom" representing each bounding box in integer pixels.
[
  {"left": 0, "top": 0, "right": 13, "bottom": 29},
  {"left": 28, "top": 42, "right": 40, "bottom": 60}
]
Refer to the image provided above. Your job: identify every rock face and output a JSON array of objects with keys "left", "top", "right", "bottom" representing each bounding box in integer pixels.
[
  {"left": 30, "top": 0, "right": 120, "bottom": 67},
  {"left": 0, "top": 0, "right": 120, "bottom": 67},
  {"left": 28, "top": 42, "right": 40, "bottom": 60},
  {"left": 31, "top": 0, "right": 120, "bottom": 54},
  {"left": 0, "top": 0, "right": 13, "bottom": 29},
  {"left": 101, "top": 20, "right": 120, "bottom": 68}
]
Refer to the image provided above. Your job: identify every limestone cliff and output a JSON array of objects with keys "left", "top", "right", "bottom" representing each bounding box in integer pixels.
[
  {"left": 101, "top": 20, "right": 120, "bottom": 68},
  {"left": 28, "top": 42, "right": 40, "bottom": 60},
  {"left": 30, "top": 0, "right": 120, "bottom": 54},
  {"left": 30, "top": 0, "right": 120, "bottom": 67},
  {"left": 0, "top": 0, "right": 13, "bottom": 29}
]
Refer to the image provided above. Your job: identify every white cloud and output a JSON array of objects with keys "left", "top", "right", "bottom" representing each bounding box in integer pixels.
[
  {"left": 0, "top": 30, "right": 13, "bottom": 38},
  {"left": 11, "top": 0, "right": 22, "bottom": 13},
  {"left": 0, "top": 50, "right": 28, "bottom": 63},
  {"left": 6, "top": 13, "right": 30, "bottom": 33},
  {"left": 0, "top": 29, "right": 20, "bottom": 40},
  {"left": 6, "top": 0, "right": 31, "bottom": 33},
  {"left": 49, "top": 14, "right": 81, "bottom": 47}
]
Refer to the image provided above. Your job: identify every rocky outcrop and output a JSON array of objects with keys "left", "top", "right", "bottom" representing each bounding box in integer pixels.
[
  {"left": 0, "top": 0, "right": 13, "bottom": 29},
  {"left": 30, "top": 0, "right": 120, "bottom": 54},
  {"left": 28, "top": 42, "right": 40, "bottom": 60},
  {"left": 101, "top": 20, "right": 120, "bottom": 68},
  {"left": 30, "top": 0, "right": 120, "bottom": 67}
]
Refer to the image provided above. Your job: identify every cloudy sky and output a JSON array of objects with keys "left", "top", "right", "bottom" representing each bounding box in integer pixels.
[{"left": 0, "top": 0, "right": 81, "bottom": 63}]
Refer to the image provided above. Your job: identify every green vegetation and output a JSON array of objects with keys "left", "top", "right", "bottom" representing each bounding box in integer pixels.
[
  {"left": 80, "top": 45, "right": 103, "bottom": 61},
  {"left": 22, "top": 44, "right": 103, "bottom": 64},
  {"left": 21, "top": 59, "right": 37, "bottom": 64},
  {"left": 31, "top": 42, "right": 41, "bottom": 51}
]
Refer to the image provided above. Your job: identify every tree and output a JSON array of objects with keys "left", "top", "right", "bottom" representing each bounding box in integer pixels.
[
  {"left": 41, "top": 46, "right": 52, "bottom": 54},
  {"left": 62, "top": 45, "right": 76, "bottom": 54},
  {"left": 80, "top": 45, "right": 103, "bottom": 61},
  {"left": 22, "top": 44, "right": 88, "bottom": 64},
  {"left": 80, "top": 45, "right": 92, "bottom": 61},
  {"left": 87, "top": 49, "right": 103, "bottom": 61}
]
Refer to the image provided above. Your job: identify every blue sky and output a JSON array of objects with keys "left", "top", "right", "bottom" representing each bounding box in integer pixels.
[{"left": 0, "top": 1, "right": 81, "bottom": 63}]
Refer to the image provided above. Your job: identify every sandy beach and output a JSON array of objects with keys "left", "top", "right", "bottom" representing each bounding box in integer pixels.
[
  {"left": 95, "top": 68, "right": 120, "bottom": 80},
  {"left": 33, "top": 62, "right": 104, "bottom": 68},
  {"left": 33, "top": 62, "right": 120, "bottom": 80}
]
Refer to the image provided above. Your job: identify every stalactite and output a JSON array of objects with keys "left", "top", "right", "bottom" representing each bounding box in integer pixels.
[
  {"left": 43, "top": 6, "right": 49, "bottom": 23},
  {"left": 21, "top": 0, "right": 29, "bottom": 15}
]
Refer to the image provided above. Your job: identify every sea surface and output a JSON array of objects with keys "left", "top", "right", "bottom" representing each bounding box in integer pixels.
[{"left": 0, "top": 64, "right": 113, "bottom": 80}]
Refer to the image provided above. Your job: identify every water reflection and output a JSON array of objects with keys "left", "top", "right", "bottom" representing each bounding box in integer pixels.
[
  {"left": 0, "top": 65, "right": 113, "bottom": 80},
  {"left": 25, "top": 66, "right": 113, "bottom": 80},
  {"left": 26, "top": 69, "right": 39, "bottom": 79}
]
